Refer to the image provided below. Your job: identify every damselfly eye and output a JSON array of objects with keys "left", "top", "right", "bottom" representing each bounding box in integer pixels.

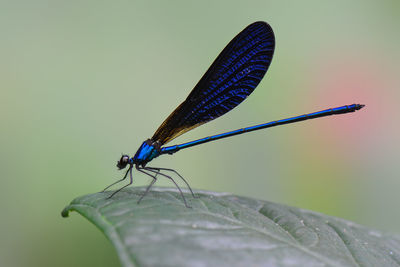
[{"left": 116, "top": 155, "right": 130, "bottom": 169}]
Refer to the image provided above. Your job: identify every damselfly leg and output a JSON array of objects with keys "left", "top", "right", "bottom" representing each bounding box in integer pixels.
[
  {"left": 106, "top": 165, "right": 133, "bottom": 199},
  {"left": 101, "top": 167, "right": 131, "bottom": 192},
  {"left": 139, "top": 166, "right": 191, "bottom": 208},
  {"left": 145, "top": 166, "right": 197, "bottom": 198}
]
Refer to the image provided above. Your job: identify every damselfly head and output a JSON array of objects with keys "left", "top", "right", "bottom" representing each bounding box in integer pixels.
[{"left": 117, "top": 154, "right": 130, "bottom": 169}]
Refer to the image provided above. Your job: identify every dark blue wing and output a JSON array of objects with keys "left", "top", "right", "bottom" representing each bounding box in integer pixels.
[{"left": 152, "top": 21, "right": 275, "bottom": 144}]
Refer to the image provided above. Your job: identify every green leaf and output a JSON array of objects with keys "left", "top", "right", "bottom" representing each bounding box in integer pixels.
[{"left": 62, "top": 187, "right": 400, "bottom": 267}]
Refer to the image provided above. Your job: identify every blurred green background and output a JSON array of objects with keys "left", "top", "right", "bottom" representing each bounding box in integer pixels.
[{"left": 1, "top": 0, "right": 399, "bottom": 266}]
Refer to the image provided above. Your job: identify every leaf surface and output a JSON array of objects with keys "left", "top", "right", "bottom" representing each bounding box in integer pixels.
[{"left": 62, "top": 187, "right": 400, "bottom": 267}]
